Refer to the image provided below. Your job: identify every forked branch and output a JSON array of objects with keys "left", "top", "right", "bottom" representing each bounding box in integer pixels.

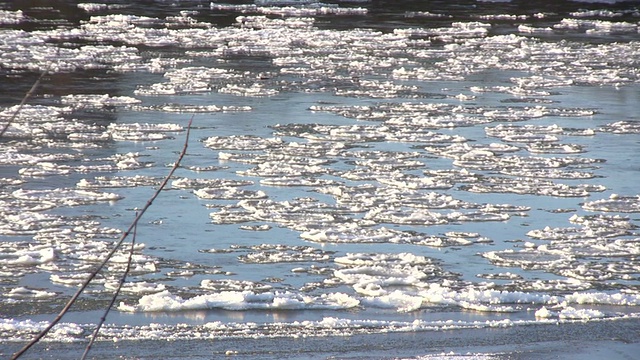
[{"left": 11, "top": 116, "right": 193, "bottom": 359}]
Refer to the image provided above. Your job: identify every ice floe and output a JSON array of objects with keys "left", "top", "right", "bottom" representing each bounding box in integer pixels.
[
  {"left": 583, "top": 194, "right": 640, "bottom": 213},
  {"left": 118, "top": 289, "right": 360, "bottom": 312},
  {"left": 598, "top": 120, "right": 640, "bottom": 134}
]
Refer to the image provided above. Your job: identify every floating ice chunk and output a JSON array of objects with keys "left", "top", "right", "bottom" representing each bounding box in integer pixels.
[
  {"left": 209, "top": 207, "right": 257, "bottom": 224},
  {"left": 483, "top": 249, "right": 571, "bottom": 270},
  {"left": 555, "top": 18, "right": 638, "bottom": 34},
  {"left": 361, "top": 290, "right": 424, "bottom": 312},
  {"left": 302, "top": 226, "right": 408, "bottom": 244},
  {"left": 0, "top": 29, "right": 144, "bottom": 72},
  {"left": 485, "top": 123, "right": 563, "bottom": 139},
  {"left": 18, "top": 162, "right": 72, "bottom": 177},
  {"left": 118, "top": 289, "right": 359, "bottom": 312},
  {"left": 353, "top": 156, "right": 425, "bottom": 171},
  {"left": 458, "top": 301, "right": 515, "bottom": 313},
  {"left": 570, "top": 9, "right": 623, "bottom": 18},
  {"left": 171, "top": 177, "right": 252, "bottom": 189},
  {"left": 394, "top": 21, "right": 490, "bottom": 40},
  {"left": 12, "top": 188, "right": 122, "bottom": 206},
  {"left": 425, "top": 143, "right": 520, "bottom": 160},
  {"left": 376, "top": 174, "right": 453, "bottom": 190},
  {"left": 6, "top": 287, "right": 57, "bottom": 299},
  {"left": 239, "top": 224, "right": 272, "bottom": 231},
  {"left": 335, "top": 252, "right": 435, "bottom": 267},
  {"left": 237, "top": 161, "right": 331, "bottom": 177},
  {"left": 104, "top": 281, "right": 166, "bottom": 294},
  {"left": 598, "top": 121, "right": 640, "bottom": 134},
  {"left": 159, "top": 104, "right": 252, "bottom": 113},
  {"left": 0, "top": 245, "right": 55, "bottom": 265},
  {"left": 526, "top": 224, "right": 629, "bottom": 241},
  {"left": 203, "top": 135, "right": 283, "bottom": 150},
  {"left": 194, "top": 187, "right": 268, "bottom": 200},
  {"left": 138, "top": 67, "right": 243, "bottom": 95},
  {"left": 460, "top": 176, "right": 605, "bottom": 197},
  {"left": 260, "top": 176, "right": 341, "bottom": 187},
  {"left": 77, "top": 175, "right": 161, "bottom": 188},
  {"left": 0, "top": 10, "right": 25, "bottom": 24},
  {"left": 88, "top": 14, "right": 161, "bottom": 26},
  {"left": 448, "top": 211, "right": 510, "bottom": 222},
  {"left": 534, "top": 306, "right": 553, "bottom": 318},
  {"left": 364, "top": 206, "right": 448, "bottom": 225},
  {"left": 330, "top": 253, "right": 454, "bottom": 308},
  {"left": 477, "top": 272, "right": 523, "bottom": 280},
  {"left": 201, "top": 279, "right": 272, "bottom": 292},
  {"left": 183, "top": 165, "right": 228, "bottom": 172},
  {"left": 511, "top": 75, "right": 574, "bottom": 89},
  {"left": 238, "top": 245, "right": 332, "bottom": 263},
  {"left": 108, "top": 123, "right": 183, "bottom": 142},
  {"left": 211, "top": 3, "right": 367, "bottom": 16},
  {"left": 49, "top": 273, "right": 96, "bottom": 287},
  {"left": 337, "top": 266, "right": 422, "bottom": 291},
  {"left": 0, "top": 104, "right": 71, "bottom": 130},
  {"left": 518, "top": 24, "right": 554, "bottom": 34},
  {"left": 0, "top": 177, "right": 24, "bottom": 187},
  {"left": 476, "top": 14, "right": 528, "bottom": 20},
  {"left": 405, "top": 11, "right": 452, "bottom": 18},
  {"left": 558, "top": 306, "right": 605, "bottom": 320},
  {"left": 219, "top": 83, "right": 279, "bottom": 97},
  {"left": 392, "top": 67, "right": 465, "bottom": 81},
  {"left": 254, "top": 0, "right": 319, "bottom": 5},
  {"left": 0, "top": 212, "right": 63, "bottom": 236},
  {"left": 527, "top": 143, "right": 584, "bottom": 154},
  {"left": 77, "top": 3, "right": 111, "bottom": 12},
  {"left": 569, "top": 213, "right": 636, "bottom": 229},
  {"left": 583, "top": 194, "right": 640, "bottom": 213},
  {"left": 61, "top": 94, "right": 141, "bottom": 108},
  {"left": 499, "top": 168, "right": 595, "bottom": 179},
  {"left": 565, "top": 291, "right": 640, "bottom": 306}
]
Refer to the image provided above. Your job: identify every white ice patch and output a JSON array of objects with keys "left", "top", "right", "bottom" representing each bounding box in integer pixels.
[
  {"left": 5, "top": 287, "right": 57, "bottom": 299},
  {"left": 171, "top": 177, "right": 252, "bottom": 189},
  {"left": 238, "top": 244, "right": 332, "bottom": 263},
  {"left": 201, "top": 279, "right": 272, "bottom": 292},
  {"left": 583, "top": 194, "right": 640, "bottom": 213},
  {"left": 0, "top": 245, "right": 55, "bottom": 266},
  {"left": 0, "top": 10, "right": 25, "bottom": 24},
  {"left": 558, "top": 306, "right": 606, "bottom": 320},
  {"left": 599, "top": 121, "right": 640, "bottom": 134},
  {"left": 61, "top": 94, "right": 141, "bottom": 109},
  {"left": 194, "top": 187, "right": 268, "bottom": 200},
  {"left": 104, "top": 281, "right": 166, "bottom": 294},
  {"left": 12, "top": 188, "right": 122, "bottom": 206},
  {"left": 77, "top": 175, "right": 161, "bottom": 188},
  {"left": 204, "top": 135, "right": 283, "bottom": 150},
  {"left": 118, "top": 289, "right": 360, "bottom": 312},
  {"left": 107, "top": 123, "right": 183, "bottom": 142}
]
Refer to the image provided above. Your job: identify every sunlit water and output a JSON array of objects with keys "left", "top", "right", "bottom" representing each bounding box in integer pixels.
[{"left": 1, "top": 0, "right": 640, "bottom": 358}]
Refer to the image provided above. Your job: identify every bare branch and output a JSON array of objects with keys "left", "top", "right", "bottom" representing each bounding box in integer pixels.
[
  {"left": 11, "top": 116, "right": 194, "bottom": 359},
  {"left": 0, "top": 71, "right": 48, "bottom": 139},
  {"left": 81, "top": 211, "right": 139, "bottom": 360}
]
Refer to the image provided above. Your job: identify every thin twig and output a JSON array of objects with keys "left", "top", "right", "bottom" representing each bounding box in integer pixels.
[
  {"left": 0, "top": 70, "right": 48, "bottom": 139},
  {"left": 80, "top": 211, "right": 139, "bottom": 360},
  {"left": 11, "top": 116, "right": 194, "bottom": 360}
]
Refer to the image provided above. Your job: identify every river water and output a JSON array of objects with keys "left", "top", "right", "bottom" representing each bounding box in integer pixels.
[{"left": 1, "top": 1, "right": 640, "bottom": 359}]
